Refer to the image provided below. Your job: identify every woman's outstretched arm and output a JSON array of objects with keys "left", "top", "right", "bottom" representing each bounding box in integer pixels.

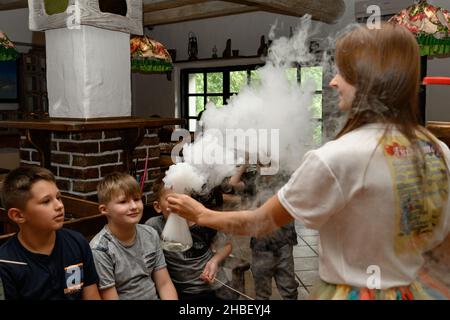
[{"left": 167, "top": 193, "right": 294, "bottom": 237}]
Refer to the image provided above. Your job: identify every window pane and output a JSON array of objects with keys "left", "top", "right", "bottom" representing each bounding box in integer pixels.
[
  {"left": 250, "top": 70, "right": 262, "bottom": 88},
  {"left": 230, "top": 71, "right": 248, "bottom": 92},
  {"left": 311, "top": 94, "right": 322, "bottom": 118},
  {"left": 207, "top": 73, "right": 223, "bottom": 94},
  {"left": 188, "top": 96, "right": 196, "bottom": 117},
  {"left": 301, "top": 66, "right": 322, "bottom": 91},
  {"left": 285, "top": 67, "right": 298, "bottom": 84},
  {"left": 313, "top": 121, "right": 322, "bottom": 146},
  {"left": 189, "top": 119, "right": 197, "bottom": 132},
  {"left": 189, "top": 96, "right": 204, "bottom": 117},
  {"left": 189, "top": 73, "right": 204, "bottom": 94},
  {"left": 207, "top": 96, "right": 223, "bottom": 108},
  {"left": 196, "top": 96, "right": 205, "bottom": 116}
]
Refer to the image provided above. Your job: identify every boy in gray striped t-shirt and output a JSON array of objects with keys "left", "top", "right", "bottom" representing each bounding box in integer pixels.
[{"left": 90, "top": 172, "right": 178, "bottom": 300}]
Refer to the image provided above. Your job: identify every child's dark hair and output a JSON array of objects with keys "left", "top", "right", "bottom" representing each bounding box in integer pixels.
[
  {"left": 1, "top": 166, "right": 56, "bottom": 211},
  {"left": 97, "top": 172, "right": 141, "bottom": 205},
  {"left": 152, "top": 175, "right": 166, "bottom": 201}
]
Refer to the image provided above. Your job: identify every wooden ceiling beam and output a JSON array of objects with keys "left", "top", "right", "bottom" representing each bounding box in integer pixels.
[
  {"left": 222, "top": 0, "right": 346, "bottom": 23},
  {"left": 0, "top": 0, "right": 27, "bottom": 11},
  {"left": 0, "top": 0, "right": 346, "bottom": 25},
  {"left": 144, "top": 1, "right": 257, "bottom": 26},
  {"left": 143, "top": 0, "right": 210, "bottom": 12}
]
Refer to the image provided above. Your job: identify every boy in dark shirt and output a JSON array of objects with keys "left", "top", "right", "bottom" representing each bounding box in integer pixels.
[
  {"left": 147, "top": 179, "right": 232, "bottom": 300},
  {"left": 0, "top": 166, "right": 100, "bottom": 300}
]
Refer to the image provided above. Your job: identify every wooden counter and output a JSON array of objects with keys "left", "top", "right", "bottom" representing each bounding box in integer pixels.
[
  {"left": 426, "top": 121, "right": 450, "bottom": 147},
  {"left": 0, "top": 116, "right": 184, "bottom": 132},
  {"left": 0, "top": 117, "right": 184, "bottom": 173}
]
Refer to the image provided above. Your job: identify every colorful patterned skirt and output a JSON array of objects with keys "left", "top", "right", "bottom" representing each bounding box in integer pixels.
[{"left": 309, "top": 272, "right": 450, "bottom": 300}]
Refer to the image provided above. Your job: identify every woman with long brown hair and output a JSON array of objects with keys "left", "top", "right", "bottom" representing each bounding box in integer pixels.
[{"left": 167, "top": 23, "right": 450, "bottom": 299}]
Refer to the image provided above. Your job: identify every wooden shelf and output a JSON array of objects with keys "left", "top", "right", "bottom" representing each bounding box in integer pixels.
[
  {"left": 0, "top": 116, "right": 185, "bottom": 173},
  {"left": 0, "top": 116, "right": 185, "bottom": 132},
  {"left": 174, "top": 55, "right": 262, "bottom": 64}
]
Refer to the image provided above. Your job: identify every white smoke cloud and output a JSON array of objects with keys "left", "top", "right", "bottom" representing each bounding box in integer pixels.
[
  {"left": 163, "top": 162, "right": 205, "bottom": 194},
  {"left": 165, "top": 15, "right": 320, "bottom": 194}
]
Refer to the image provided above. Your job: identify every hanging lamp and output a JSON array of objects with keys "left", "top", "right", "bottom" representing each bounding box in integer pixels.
[
  {"left": 130, "top": 35, "right": 173, "bottom": 73},
  {"left": 389, "top": 0, "right": 450, "bottom": 56},
  {"left": 0, "top": 31, "right": 19, "bottom": 61}
]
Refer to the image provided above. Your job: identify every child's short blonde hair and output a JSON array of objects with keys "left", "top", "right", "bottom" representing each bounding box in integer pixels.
[
  {"left": 1, "top": 166, "right": 56, "bottom": 210},
  {"left": 97, "top": 172, "right": 141, "bottom": 205}
]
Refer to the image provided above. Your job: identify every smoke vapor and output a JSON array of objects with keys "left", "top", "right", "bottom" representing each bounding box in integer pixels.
[
  {"left": 164, "top": 15, "right": 323, "bottom": 195},
  {"left": 163, "top": 162, "right": 205, "bottom": 194}
]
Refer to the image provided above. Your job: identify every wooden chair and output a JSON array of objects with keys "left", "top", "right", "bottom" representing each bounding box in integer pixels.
[{"left": 60, "top": 195, "right": 106, "bottom": 241}]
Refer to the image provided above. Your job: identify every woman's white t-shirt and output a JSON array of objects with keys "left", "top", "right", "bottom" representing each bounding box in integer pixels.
[{"left": 278, "top": 124, "right": 450, "bottom": 289}]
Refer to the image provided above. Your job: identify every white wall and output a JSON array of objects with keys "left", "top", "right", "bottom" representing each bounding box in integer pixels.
[
  {"left": 137, "top": 0, "right": 450, "bottom": 124},
  {"left": 0, "top": 8, "right": 45, "bottom": 49},
  {"left": 425, "top": 0, "right": 450, "bottom": 122},
  {"left": 148, "top": 13, "right": 326, "bottom": 62},
  {"left": 134, "top": 12, "right": 303, "bottom": 118},
  {"left": 2, "top": 2, "right": 449, "bottom": 122},
  {"left": 135, "top": 0, "right": 356, "bottom": 118},
  {"left": 131, "top": 72, "right": 175, "bottom": 118},
  {"left": 0, "top": 8, "right": 32, "bottom": 44},
  {"left": 426, "top": 55, "right": 450, "bottom": 122},
  {"left": 147, "top": 1, "right": 356, "bottom": 61}
]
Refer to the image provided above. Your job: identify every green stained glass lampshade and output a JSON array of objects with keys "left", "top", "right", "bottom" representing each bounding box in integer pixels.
[
  {"left": 417, "top": 34, "right": 450, "bottom": 56},
  {"left": 0, "top": 31, "right": 19, "bottom": 61},
  {"left": 389, "top": 0, "right": 450, "bottom": 56},
  {"left": 131, "top": 59, "right": 173, "bottom": 73},
  {"left": 130, "top": 36, "right": 173, "bottom": 73}
]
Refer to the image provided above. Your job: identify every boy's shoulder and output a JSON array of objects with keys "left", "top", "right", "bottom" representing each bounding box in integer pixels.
[
  {"left": 145, "top": 215, "right": 164, "bottom": 231},
  {"left": 90, "top": 225, "right": 160, "bottom": 252},
  {"left": 0, "top": 228, "right": 87, "bottom": 257},
  {"left": 52, "top": 229, "right": 92, "bottom": 256},
  {"left": 0, "top": 234, "right": 20, "bottom": 258},
  {"left": 57, "top": 228, "right": 88, "bottom": 243},
  {"left": 136, "top": 223, "right": 160, "bottom": 240},
  {"left": 145, "top": 215, "right": 164, "bottom": 224},
  {"left": 89, "top": 226, "right": 112, "bottom": 251}
]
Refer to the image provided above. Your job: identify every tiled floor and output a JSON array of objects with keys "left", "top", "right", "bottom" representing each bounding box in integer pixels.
[
  {"left": 294, "top": 221, "right": 320, "bottom": 298},
  {"left": 227, "top": 220, "right": 319, "bottom": 300},
  {"left": 219, "top": 195, "right": 320, "bottom": 300}
]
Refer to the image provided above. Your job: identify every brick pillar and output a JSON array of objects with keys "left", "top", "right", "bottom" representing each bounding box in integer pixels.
[{"left": 19, "top": 128, "right": 162, "bottom": 204}]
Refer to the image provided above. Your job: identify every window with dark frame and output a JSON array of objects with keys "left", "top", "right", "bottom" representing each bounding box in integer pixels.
[{"left": 180, "top": 63, "right": 323, "bottom": 144}]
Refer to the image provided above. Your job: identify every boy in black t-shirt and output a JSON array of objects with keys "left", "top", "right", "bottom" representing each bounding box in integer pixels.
[
  {"left": 0, "top": 166, "right": 100, "bottom": 300},
  {"left": 146, "top": 178, "right": 232, "bottom": 300}
]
